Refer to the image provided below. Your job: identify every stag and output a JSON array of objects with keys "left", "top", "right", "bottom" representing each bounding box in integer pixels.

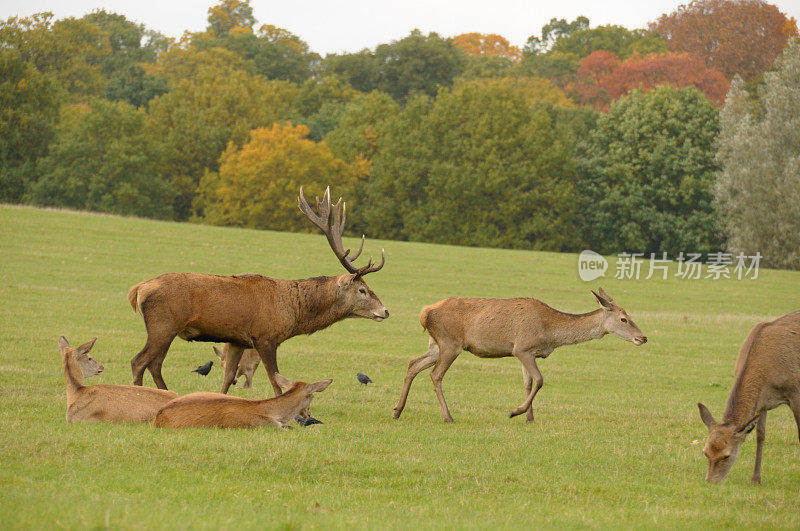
[
  {"left": 393, "top": 288, "right": 647, "bottom": 423},
  {"left": 698, "top": 310, "right": 800, "bottom": 484},
  {"left": 128, "top": 187, "right": 388, "bottom": 394}
]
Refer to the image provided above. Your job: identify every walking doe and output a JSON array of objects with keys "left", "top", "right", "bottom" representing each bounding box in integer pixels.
[
  {"left": 213, "top": 345, "right": 260, "bottom": 389},
  {"left": 393, "top": 288, "right": 647, "bottom": 423}
]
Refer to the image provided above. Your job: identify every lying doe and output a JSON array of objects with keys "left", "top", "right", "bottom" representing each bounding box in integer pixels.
[
  {"left": 153, "top": 373, "right": 332, "bottom": 429},
  {"left": 698, "top": 310, "right": 800, "bottom": 484},
  {"left": 393, "top": 288, "right": 647, "bottom": 423},
  {"left": 213, "top": 345, "right": 260, "bottom": 389},
  {"left": 59, "top": 336, "right": 178, "bottom": 423}
]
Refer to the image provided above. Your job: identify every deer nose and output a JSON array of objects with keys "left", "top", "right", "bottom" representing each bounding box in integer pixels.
[
  {"left": 384, "top": 309, "right": 390, "bottom": 318},
  {"left": 640, "top": 337, "right": 647, "bottom": 344}
]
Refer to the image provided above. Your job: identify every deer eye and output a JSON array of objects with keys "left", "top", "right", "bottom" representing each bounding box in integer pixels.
[
  {"left": 359, "top": 288, "right": 367, "bottom": 295},
  {"left": 620, "top": 317, "right": 628, "bottom": 323}
]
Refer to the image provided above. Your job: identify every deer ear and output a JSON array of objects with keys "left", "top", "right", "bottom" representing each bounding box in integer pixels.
[
  {"left": 273, "top": 373, "right": 293, "bottom": 391},
  {"left": 591, "top": 289, "right": 614, "bottom": 311},
  {"left": 58, "top": 336, "right": 70, "bottom": 353},
  {"left": 698, "top": 402, "right": 717, "bottom": 429},
  {"left": 736, "top": 413, "right": 760, "bottom": 436},
  {"left": 337, "top": 274, "right": 357, "bottom": 287},
  {"left": 75, "top": 337, "right": 97, "bottom": 356},
  {"left": 309, "top": 379, "right": 333, "bottom": 393}
]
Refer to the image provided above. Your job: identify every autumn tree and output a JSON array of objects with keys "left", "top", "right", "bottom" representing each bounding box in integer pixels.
[
  {"left": 207, "top": 0, "right": 255, "bottom": 37},
  {"left": 715, "top": 41, "right": 800, "bottom": 269},
  {"left": 146, "top": 66, "right": 298, "bottom": 219},
  {"left": 578, "top": 85, "right": 721, "bottom": 255},
  {"left": 652, "top": 0, "right": 798, "bottom": 81},
  {"left": 289, "top": 76, "right": 359, "bottom": 140},
  {"left": 199, "top": 123, "right": 359, "bottom": 231},
  {"left": 28, "top": 99, "right": 173, "bottom": 219},
  {"left": 0, "top": 49, "right": 61, "bottom": 202},
  {"left": 453, "top": 33, "right": 521, "bottom": 61},
  {"left": 566, "top": 50, "right": 729, "bottom": 110},
  {"left": 0, "top": 13, "right": 112, "bottom": 98}
]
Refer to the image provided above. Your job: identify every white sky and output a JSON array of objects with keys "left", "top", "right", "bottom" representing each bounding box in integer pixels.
[{"left": 1, "top": 0, "right": 798, "bottom": 56}]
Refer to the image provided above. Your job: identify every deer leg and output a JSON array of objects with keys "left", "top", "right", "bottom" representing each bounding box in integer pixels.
[
  {"left": 254, "top": 341, "right": 281, "bottom": 396},
  {"left": 522, "top": 368, "right": 534, "bottom": 422},
  {"left": 752, "top": 411, "right": 767, "bottom": 484},
  {"left": 146, "top": 356, "right": 167, "bottom": 390},
  {"left": 393, "top": 339, "right": 439, "bottom": 419},
  {"left": 790, "top": 394, "right": 800, "bottom": 444},
  {"left": 131, "top": 334, "right": 175, "bottom": 387},
  {"left": 510, "top": 351, "right": 543, "bottom": 419},
  {"left": 429, "top": 343, "right": 460, "bottom": 423},
  {"left": 220, "top": 344, "right": 245, "bottom": 394}
]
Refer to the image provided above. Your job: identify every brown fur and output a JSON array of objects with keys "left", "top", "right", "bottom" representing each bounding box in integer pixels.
[
  {"left": 59, "top": 336, "right": 177, "bottom": 424},
  {"left": 698, "top": 310, "right": 800, "bottom": 484},
  {"left": 394, "top": 288, "right": 647, "bottom": 423},
  {"left": 214, "top": 345, "right": 260, "bottom": 389},
  {"left": 129, "top": 188, "right": 388, "bottom": 396},
  {"left": 153, "top": 375, "right": 332, "bottom": 429}
]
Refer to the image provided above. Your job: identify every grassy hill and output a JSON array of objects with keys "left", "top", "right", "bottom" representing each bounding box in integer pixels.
[{"left": 1, "top": 204, "right": 798, "bottom": 528}]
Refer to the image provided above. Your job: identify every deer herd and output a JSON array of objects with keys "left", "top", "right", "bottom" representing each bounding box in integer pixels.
[{"left": 57, "top": 187, "right": 799, "bottom": 486}]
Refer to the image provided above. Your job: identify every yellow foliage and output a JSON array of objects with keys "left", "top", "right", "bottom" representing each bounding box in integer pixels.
[
  {"left": 200, "top": 123, "right": 359, "bottom": 231},
  {"left": 457, "top": 77, "right": 575, "bottom": 108}
]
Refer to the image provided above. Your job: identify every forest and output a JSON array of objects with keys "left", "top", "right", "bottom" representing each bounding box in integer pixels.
[{"left": 1, "top": 0, "right": 798, "bottom": 267}]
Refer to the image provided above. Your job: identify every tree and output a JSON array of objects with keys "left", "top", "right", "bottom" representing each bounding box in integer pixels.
[
  {"left": 324, "top": 90, "right": 399, "bottom": 164},
  {"left": 461, "top": 77, "right": 574, "bottom": 108},
  {"left": 715, "top": 41, "right": 800, "bottom": 269},
  {"left": 289, "top": 76, "right": 359, "bottom": 139},
  {"left": 549, "top": 25, "right": 667, "bottom": 59},
  {"left": 525, "top": 16, "right": 590, "bottom": 55},
  {"left": 0, "top": 13, "right": 112, "bottom": 98},
  {"left": 207, "top": 0, "right": 255, "bottom": 37},
  {"left": 28, "top": 99, "right": 173, "bottom": 219},
  {"left": 104, "top": 64, "right": 169, "bottom": 108},
  {"left": 199, "top": 123, "right": 359, "bottom": 231},
  {"left": 323, "top": 30, "right": 467, "bottom": 102},
  {"left": 146, "top": 66, "right": 298, "bottom": 219},
  {"left": 652, "top": 0, "right": 798, "bottom": 81},
  {"left": 361, "top": 82, "right": 581, "bottom": 250},
  {"left": 579, "top": 86, "right": 721, "bottom": 255},
  {"left": 0, "top": 49, "right": 61, "bottom": 202},
  {"left": 566, "top": 50, "right": 729, "bottom": 111},
  {"left": 453, "top": 33, "right": 521, "bottom": 61}
]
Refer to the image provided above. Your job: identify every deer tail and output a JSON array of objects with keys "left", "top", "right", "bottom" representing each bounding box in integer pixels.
[
  {"left": 419, "top": 305, "right": 433, "bottom": 332},
  {"left": 128, "top": 282, "right": 144, "bottom": 313}
]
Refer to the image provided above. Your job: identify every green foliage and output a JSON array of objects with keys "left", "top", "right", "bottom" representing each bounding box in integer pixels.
[
  {"left": 207, "top": 0, "right": 255, "bottom": 37},
  {"left": 460, "top": 55, "right": 518, "bottom": 79},
  {"left": 0, "top": 49, "right": 61, "bottom": 202},
  {"left": 362, "top": 82, "right": 580, "bottom": 249},
  {"left": 289, "top": 76, "right": 360, "bottom": 140},
  {"left": 324, "top": 90, "right": 400, "bottom": 164},
  {"left": 0, "top": 13, "right": 112, "bottom": 98},
  {"left": 551, "top": 26, "right": 667, "bottom": 59},
  {"left": 324, "top": 30, "right": 467, "bottom": 102},
  {"left": 146, "top": 68, "right": 298, "bottom": 219},
  {"left": 715, "top": 41, "right": 800, "bottom": 269},
  {"left": 199, "top": 123, "right": 358, "bottom": 231},
  {"left": 104, "top": 64, "right": 169, "bottom": 107},
  {"left": 579, "top": 85, "right": 721, "bottom": 255},
  {"left": 27, "top": 99, "right": 173, "bottom": 218}
]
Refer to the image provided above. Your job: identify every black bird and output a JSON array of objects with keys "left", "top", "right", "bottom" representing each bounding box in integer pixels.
[
  {"left": 192, "top": 360, "right": 213, "bottom": 376},
  {"left": 357, "top": 372, "right": 373, "bottom": 385},
  {"left": 295, "top": 415, "right": 323, "bottom": 427}
]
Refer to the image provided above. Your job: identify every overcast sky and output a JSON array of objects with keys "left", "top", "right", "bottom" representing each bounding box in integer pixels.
[{"left": 1, "top": 0, "right": 798, "bottom": 55}]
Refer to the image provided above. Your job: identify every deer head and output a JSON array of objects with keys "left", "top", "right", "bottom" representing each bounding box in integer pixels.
[
  {"left": 698, "top": 403, "right": 758, "bottom": 483},
  {"left": 58, "top": 336, "right": 104, "bottom": 377},
  {"left": 591, "top": 288, "right": 647, "bottom": 345},
  {"left": 274, "top": 373, "right": 333, "bottom": 420},
  {"left": 298, "top": 186, "right": 389, "bottom": 321}
]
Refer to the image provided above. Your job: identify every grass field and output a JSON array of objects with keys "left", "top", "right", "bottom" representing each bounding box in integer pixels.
[{"left": 1, "top": 204, "right": 798, "bottom": 529}]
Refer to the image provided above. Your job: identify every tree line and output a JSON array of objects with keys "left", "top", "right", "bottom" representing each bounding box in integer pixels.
[{"left": 1, "top": 0, "right": 798, "bottom": 268}]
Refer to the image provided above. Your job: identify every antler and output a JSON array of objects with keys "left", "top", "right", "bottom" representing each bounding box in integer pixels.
[{"left": 298, "top": 186, "right": 385, "bottom": 277}]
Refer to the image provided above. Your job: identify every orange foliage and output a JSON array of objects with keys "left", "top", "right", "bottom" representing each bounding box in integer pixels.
[
  {"left": 452, "top": 33, "right": 522, "bottom": 61},
  {"left": 652, "top": 0, "right": 795, "bottom": 81},
  {"left": 566, "top": 50, "right": 729, "bottom": 111}
]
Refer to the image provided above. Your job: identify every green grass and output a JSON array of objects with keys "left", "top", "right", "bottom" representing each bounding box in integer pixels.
[{"left": 1, "top": 204, "right": 798, "bottom": 529}]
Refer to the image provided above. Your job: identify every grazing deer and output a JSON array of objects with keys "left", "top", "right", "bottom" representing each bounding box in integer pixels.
[
  {"left": 698, "top": 310, "right": 800, "bottom": 484},
  {"left": 153, "top": 373, "right": 332, "bottom": 429},
  {"left": 213, "top": 345, "right": 260, "bottom": 389},
  {"left": 128, "top": 187, "right": 388, "bottom": 395},
  {"left": 59, "top": 336, "right": 177, "bottom": 423},
  {"left": 393, "top": 288, "right": 647, "bottom": 423}
]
